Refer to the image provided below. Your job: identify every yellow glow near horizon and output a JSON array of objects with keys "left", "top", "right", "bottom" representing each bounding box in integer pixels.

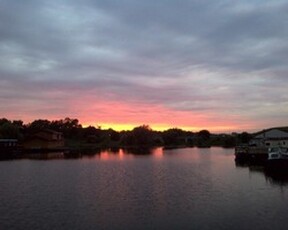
[
  {"left": 82, "top": 122, "right": 237, "bottom": 133},
  {"left": 82, "top": 123, "right": 178, "bottom": 131},
  {"left": 82, "top": 123, "right": 139, "bottom": 131}
]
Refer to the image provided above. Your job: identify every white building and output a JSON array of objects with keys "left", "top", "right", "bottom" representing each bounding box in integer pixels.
[{"left": 250, "top": 129, "right": 288, "bottom": 147}]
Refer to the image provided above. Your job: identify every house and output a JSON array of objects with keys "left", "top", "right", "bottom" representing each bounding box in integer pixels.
[
  {"left": 23, "top": 129, "right": 64, "bottom": 151},
  {"left": 0, "top": 139, "right": 20, "bottom": 158},
  {"left": 249, "top": 129, "right": 288, "bottom": 147}
]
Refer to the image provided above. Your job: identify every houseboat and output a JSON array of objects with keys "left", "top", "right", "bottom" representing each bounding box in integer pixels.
[{"left": 266, "top": 147, "right": 288, "bottom": 172}]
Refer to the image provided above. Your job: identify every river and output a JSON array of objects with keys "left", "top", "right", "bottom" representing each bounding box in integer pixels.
[{"left": 0, "top": 147, "right": 287, "bottom": 230}]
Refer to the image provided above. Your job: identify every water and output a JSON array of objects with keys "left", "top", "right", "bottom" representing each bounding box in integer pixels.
[{"left": 0, "top": 147, "right": 287, "bottom": 230}]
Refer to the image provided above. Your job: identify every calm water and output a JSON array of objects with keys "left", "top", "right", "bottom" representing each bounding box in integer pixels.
[{"left": 0, "top": 147, "right": 288, "bottom": 230}]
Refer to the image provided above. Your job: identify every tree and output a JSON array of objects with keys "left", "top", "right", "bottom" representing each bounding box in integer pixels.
[
  {"left": 12, "top": 120, "right": 24, "bottom": 128},
  {"left": 0, "top": 122, "right": 22, "bottom": 139},
  {"left": 223, "top": 135, "right": 237, "bottom": 147},
  {"left": 63, "top": 117, "right": 81, "bottom": 129},
  {"left": 27, "top": 119, "right": 51, "bottom": 132},
  {"left": 198, "top": 130, "right": 210, "bottom": 140},
  {"left": 108, "top": 129, "right": 120, "bottom": 142},
  {"left": 196, "top": 130, "right": 211, "bottom": 147},
  {"left": 131, "top": 125, "right": 153, "bottom": 146},
  {"left": 0, "top": 118, "right": 10, "bottom": 126},
  {"left": 237, "top": 132, "right": 252, "bottom": 144},
  {"left": 162, "top": 128, "right": 187, "bottom": 145},
  {"left": 120, "top": 125, "right": 155, "bottom": 146}
]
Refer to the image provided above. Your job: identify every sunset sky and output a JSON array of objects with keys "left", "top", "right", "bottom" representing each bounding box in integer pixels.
[{"left": 0, "top": 0, "right": 288, "bottom": 132}]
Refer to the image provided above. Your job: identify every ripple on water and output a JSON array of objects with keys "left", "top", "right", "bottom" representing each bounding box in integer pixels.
[{"left": 0, "top": 148, "right": 288, "bottom": 230}]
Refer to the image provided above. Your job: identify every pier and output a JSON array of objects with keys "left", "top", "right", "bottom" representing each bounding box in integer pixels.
[{"left": 235, "top": 146, "right": 268, "bottom": 164}]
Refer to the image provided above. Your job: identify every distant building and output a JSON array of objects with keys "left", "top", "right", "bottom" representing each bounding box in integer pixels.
[
  {"left": 23, "top": 129, "right": 64, "bottom": 150},
  {"left": 0, "top": 139, "right": 20, "bottom": 158},
  {"left": 249, "top": 129, "right": 288, "bottom": 147}
]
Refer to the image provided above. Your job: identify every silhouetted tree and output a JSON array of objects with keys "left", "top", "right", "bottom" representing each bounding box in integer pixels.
[
  {"left": 27, "top": 119, "right": 51, "bottom": 133},
  {"left": 12, "top": 120, "right": 24, "bottom": 128},
  {"left": 131, "top": 125, "right": 154, "bottom": 146},
  {"left": 0, "top": 118, "right": 10, "bottom": 126},
  {"left": 198, "top": 130, "right": 210, "bottom": 140},
  {"left": 107, "top": 129, "right": 120, "bottom": 142},
  {"left": 196, "top": 130, "right": 211, "bottom": 147},
  {"left": 0, "top": 122, "right": 22, "bottom": 139},
  {"left": 237, "top": 132, "right": 252, "bottom": 144},
  {"left": 120, "top": 125, "right": 155, "bottom": 146},
  {"left": 223, "top": 135, "right": 237, "bottom": 147},
  {"left": 162, "top": 128, "right": 188, "bottom": 145}
]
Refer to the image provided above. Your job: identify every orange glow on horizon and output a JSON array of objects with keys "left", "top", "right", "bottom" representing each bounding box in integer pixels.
[
  {"left": 75, "top": 99, "right": 244, "bottom": 133},
  {"left": 6, "top": 98, "right": 253, "bottom": 133},
  {"left": 82, "top": 122, "right": 238, "bottom": 133}
]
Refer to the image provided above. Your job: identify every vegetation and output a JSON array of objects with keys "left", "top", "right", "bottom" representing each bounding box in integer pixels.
[{"left": 0, "top": 117, "right": 253, "bottom": 149}]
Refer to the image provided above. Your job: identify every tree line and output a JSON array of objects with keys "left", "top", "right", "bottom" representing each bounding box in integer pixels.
[{"left": 0, "top": 117, "right": 252, "bottom": 148}]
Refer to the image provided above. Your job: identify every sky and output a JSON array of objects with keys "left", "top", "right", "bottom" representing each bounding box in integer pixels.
[{"left": 0, "top": 0, "right": 288, "bottom": 132}]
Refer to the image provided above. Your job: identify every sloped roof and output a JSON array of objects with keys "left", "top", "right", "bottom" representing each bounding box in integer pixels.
[
  {"left": 254, "top": 128, "right": 288, "bottom": 139},
  {"left": 0, "top": 139, "right": 18, "bottom": 142},
  {"left": 24, "top": 129, "right": 63, "bottom": 141},
  {"left": 38, "top": 129, "right": 62, "bottom": 135}
]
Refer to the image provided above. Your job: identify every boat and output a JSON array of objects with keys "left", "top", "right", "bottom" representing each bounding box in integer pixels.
[
  {"left": 265, "top": 147, "right": 288, "bottom": 172},
  {"left": 268, "top": 147, "right": 288, "bottom": 160}
]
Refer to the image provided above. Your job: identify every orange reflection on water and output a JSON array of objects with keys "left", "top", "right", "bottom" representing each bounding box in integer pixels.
[
  {"left": 99, "top": 149, "right": 134, "bottom": 161},
  {"left": 153, "top": 147, "right": 163, "bottom": 159},
  {"left": 99, "top": 151, "right": 109, "bottom": 161},
  {"left": 118, "top": 149, "right": 124, "bottom": 159}
]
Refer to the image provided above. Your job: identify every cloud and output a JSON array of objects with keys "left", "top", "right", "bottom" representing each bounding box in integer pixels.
[{"left": 0, "top": 0, "right": 288, "bottom": 131}]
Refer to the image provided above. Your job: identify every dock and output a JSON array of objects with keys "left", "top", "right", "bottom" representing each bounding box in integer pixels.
[{"left": 235, "top": 146, "right": 268, "bottom": 164}]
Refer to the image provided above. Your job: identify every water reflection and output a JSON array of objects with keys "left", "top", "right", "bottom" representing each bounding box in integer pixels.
[
  {"left": 1, "top": 147, "right": 288, "bottom": 230},
  {"left": 235, "top": 160, "right": 288, "bottom": 186},
  {"left": 23, "top": 151, "right": 65, "bottom": 160},
  {"left": 122, "top": 147, "right": 152, "bottom": 155},
  {"left": 0, "top": 147, "right": 164, "bottom": 161},
  {"left": 264, "top": 170, "right": 288, "bottom": 186},
  {"left": 97, "top": 149, "right": 129, "bottom": 161},
  {"left": 80, "top": 147, "right": 163, "bottom": 161}
]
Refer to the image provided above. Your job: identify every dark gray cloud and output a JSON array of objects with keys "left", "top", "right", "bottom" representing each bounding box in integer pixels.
[{"left": 0, "top": 0, "right": 287, "bottom": 130}]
